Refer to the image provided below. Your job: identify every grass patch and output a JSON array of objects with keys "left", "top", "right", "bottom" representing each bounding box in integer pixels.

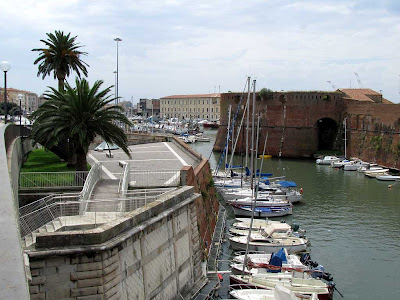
[
  {"left": 21, "top": 148, "right": 90, "bottom": 172},
  {"left": 21, "top": 148, "right": 74, "bottom": 172}
]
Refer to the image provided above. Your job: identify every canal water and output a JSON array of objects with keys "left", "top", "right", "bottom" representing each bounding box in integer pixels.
[{"left": 189, "top": 129, "right": 400, "bottom": 299}]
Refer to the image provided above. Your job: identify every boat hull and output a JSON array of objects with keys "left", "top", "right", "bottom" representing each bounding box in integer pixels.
[
  {"left": 229, "top": 237, "right": 307, "bottom": 254},
  {"left": 231, "top": 205, "right": 293, "bottom": 218}
]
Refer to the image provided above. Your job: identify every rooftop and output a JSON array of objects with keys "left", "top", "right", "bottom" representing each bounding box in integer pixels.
[{"left": 161, "top": 93, "right": 220, "bottom": 99}]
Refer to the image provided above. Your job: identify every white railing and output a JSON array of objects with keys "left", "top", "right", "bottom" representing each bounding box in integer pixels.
[
  {"left": 129, "top": 170, "right": 181, "bottom": 188},
  {"left": 19, "top": 171, "right": 89, "bottom": 189},
  {"left": 123, "top": 188, "right": 177, "bottom": 210},
  {"left": 19, "top": 187, "right": 178, "bottom": 238},
  {"left": 120, "top": 161, "right": 131, "bottom": 198},
  {"left": 19, "top": 193, "right": 81, "bottom": 238},
  {"left": 80, "top": 162, "right": 102, "bottom": 214}
]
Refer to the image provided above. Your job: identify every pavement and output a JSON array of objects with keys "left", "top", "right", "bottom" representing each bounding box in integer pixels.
[{"left": 87, "top": 141, "right": 197, "bottom": 180}]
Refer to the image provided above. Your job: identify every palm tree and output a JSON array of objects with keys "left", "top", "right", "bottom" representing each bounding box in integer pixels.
[
  {"left": 31, "top": 78, "right": 132, "bottom": 171},
  {"left": 32, "top": 30, "right": 89, "bottom": 91}
]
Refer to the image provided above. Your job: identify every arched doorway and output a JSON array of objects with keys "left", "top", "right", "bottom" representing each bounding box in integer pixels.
[{"left": 316, "top": 118, "right": 338, "bottom": 150}]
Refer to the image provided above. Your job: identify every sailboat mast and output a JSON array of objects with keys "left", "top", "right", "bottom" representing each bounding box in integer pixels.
[
  {"left": 225, "top": 105, "right": 232, "bottom": 169},
  {"left": 245, "top": 76, "right": 251, "bottom": 173},
  {"left": 250, "top": 79, "right": 256, "bottom": 192}
]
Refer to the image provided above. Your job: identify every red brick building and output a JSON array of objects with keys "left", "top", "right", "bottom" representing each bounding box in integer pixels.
[{"left": 214, "top": 89, "right": 400, "bottom": 168}]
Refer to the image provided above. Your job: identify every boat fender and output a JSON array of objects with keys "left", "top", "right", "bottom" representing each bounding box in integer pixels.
[
  {"left": 217, "top": 273, "right": 223, "bottom": 281},
  {"left": 388, "top": 185, "right": 392, "bottom": 188},
  {"left": 300, "top": 187, "right": 303, "bottom": 194}
]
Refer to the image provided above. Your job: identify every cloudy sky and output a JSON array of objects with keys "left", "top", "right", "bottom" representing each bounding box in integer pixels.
[{"left": 1, "top": 0, "right": 400, "bottom": 103}]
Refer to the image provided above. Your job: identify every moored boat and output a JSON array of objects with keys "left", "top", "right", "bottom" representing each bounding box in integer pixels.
[
  {"left": 230, "top": 285, "right": 319, "bottom": 300},
  {"left": 316, "top": 156, "right": 340, "bottom": 165},
  {"left": 231, "top": 205, "right": 293, "bottom": 218},
  {"left": 375, "top": 174, "right": 400, "bottom": 181},
  {"left": 229, "top": 228, "right": 308, "bottom": 253},
  {"left": 230, "top": 274, "right": 333, "bottom": 300}
]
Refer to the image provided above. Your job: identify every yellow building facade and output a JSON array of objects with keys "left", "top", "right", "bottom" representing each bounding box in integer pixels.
[{"left": 160, "top": 93, "right": 220, "bottom": 121}]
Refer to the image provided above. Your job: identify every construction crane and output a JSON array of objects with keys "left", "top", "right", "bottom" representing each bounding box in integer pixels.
[
  {"left": 354, "top": 73, "right": 364, "bottom": 88},
  {"left": 327, "top": 81, "right": 337, "bottom": 90}
]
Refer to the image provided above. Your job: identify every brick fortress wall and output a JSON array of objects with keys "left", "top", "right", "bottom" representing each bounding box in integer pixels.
[
  {"left": 214, "top": 91, "right": 400, "bottom": 169},
  {"left": 214, "top": 91, "right": 344, "bottom": 158}
]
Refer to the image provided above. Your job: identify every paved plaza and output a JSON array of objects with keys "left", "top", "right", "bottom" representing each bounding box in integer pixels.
[{"left": 88, "top": 141, "right": 198, "bottom": 180}]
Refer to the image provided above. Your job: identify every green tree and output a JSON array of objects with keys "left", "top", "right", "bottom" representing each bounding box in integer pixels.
[
  {"left": 259, "top": 88, "right": 274, "bottom": 100},
  {"left": 32, "top": 30, "right": 89, "bottom": 91},
  {"left": 31, "top": 78, "right": 132, "bottom": 171}
]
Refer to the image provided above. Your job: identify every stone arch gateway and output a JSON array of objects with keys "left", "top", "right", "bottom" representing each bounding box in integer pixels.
[{"left": 315, "top": 118, "right": 338, "bottom": 150}]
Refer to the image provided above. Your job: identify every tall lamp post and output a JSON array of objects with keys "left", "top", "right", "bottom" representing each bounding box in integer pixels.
[
  {"left": 0, "top": 61, "right": 11, "bottom": 124},
  {"left": 113, "top": 71, "right": 117, "bottom": 105},
  {"left": 114, "top": 38, "right": 122, "bottom": 106},
  {"left": 18, "top": 93, "right": 23, "bottom": 128}
]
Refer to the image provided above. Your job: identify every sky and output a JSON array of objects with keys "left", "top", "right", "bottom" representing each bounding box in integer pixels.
[{"left": 1, "top": 0, "right": 400, "bottom": 104}]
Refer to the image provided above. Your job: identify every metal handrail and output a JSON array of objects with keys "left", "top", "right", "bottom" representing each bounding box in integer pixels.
[
  {"left": 80, "top": 163, "right": 102, "bottom": 214},
  {"left": 19, "top": 171, "right": 89, "bottom": 189},
  {"left": 19, "top": 188, "right": 178, "bottom": 238},
  {"left": 129, "top": 169, "right": 181, "bottom": 188}
]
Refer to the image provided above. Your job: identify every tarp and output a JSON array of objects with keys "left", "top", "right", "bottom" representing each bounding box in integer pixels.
[{"left": 277, "top": 180, "right": 297, "bottom": 188}]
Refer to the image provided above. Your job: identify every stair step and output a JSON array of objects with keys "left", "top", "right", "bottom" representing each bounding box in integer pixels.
[
  {"left": 24, "top": 235, "right": 33, "bottom": 247},
  {"left": 45, "top": 224, "right": 55, "bottom": 232}
]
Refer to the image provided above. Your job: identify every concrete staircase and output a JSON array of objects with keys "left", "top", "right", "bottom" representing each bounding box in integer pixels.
[{"left": 22, "top": 218, "right": 64, "bottom": 248}]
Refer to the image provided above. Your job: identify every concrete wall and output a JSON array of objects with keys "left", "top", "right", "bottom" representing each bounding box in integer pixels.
[
  {"left": 0, "top": 124, "right": 31, "bottom": 299},
  {"left": 26, "top": 186, "right": 204, "bottom": 300}
]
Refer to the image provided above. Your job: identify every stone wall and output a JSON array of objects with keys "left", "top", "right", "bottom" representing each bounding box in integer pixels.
[
  {"left": 0, "top": 124, "right": 31, "bottom": 299},
  {"left": 173, "top": 136, "right": 219, "bottom": 258},
  {"left": 215, "top": 91, "right": 344, "bottom": 158},
  {"left": 344, "top": 100, "right": 400, "bottom": 168},
  {"left": 215, "top": 92, "right": 400, "bottom": 168},
  {"left": 26, "top": 186, "right": 204, "bottom": 300}
]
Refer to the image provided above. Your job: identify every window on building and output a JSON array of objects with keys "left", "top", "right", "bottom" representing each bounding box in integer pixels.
[
  {"left": 206, "top": 108, "right": 208, "bottom": 112},
  {"left": 211, "top": 108, "right": 213, "bottom": 112},
  {"left": 216, "top": 108, "right": 218, "bottom": 112}
]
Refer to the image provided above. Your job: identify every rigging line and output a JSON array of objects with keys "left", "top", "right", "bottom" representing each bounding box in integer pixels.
[
  {"left": 224, "top": 78, "right": 255, "bottom": 179},
  {"left": 242, "top": 131, "right": 269, "bottom": 275},
  {"left": 214, "top": 77, "right": 250, "bottom": 175}
]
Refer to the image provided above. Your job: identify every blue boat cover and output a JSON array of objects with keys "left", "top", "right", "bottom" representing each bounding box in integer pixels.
[
  {"left": 277, "top": 180, "right": 297, "bottom": 188},
  {"left": 226, "top": 164, "right": 243, "bottom": 169},
  {"left": 257, "top": 172, "right": 273, "bottom": 177},
  {"left": 276, "top": 248, "right": 288, "bottom": 263}
]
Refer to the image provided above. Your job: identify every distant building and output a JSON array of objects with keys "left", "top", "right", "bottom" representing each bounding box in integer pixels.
[
  {"left": 139, "top": 98, "right": 160, "bottom": 118},
  {"left": 0, "top": 88, "right": 38, "bottom": 114},
  {"left": 160, "top": 94, "right": 220, "bottom": 120}
]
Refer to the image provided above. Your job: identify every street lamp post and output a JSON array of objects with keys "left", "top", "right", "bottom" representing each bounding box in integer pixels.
[
  {"left": 0, "top": 61, "right": 11, "bottom": 124},
  {"left": 113, "top": 71, "right": 117, "bottom": 105},
  {"left": 114, "top": 38, "right": 122, "bottom": 106},
  {"left": 18, "top": 93, "right": 23, "bottom": 129}
]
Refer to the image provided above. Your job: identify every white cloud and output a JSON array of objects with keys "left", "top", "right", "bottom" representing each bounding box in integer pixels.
[{"left": 0, "top": 0, "right": 400, "bottom": 102}]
